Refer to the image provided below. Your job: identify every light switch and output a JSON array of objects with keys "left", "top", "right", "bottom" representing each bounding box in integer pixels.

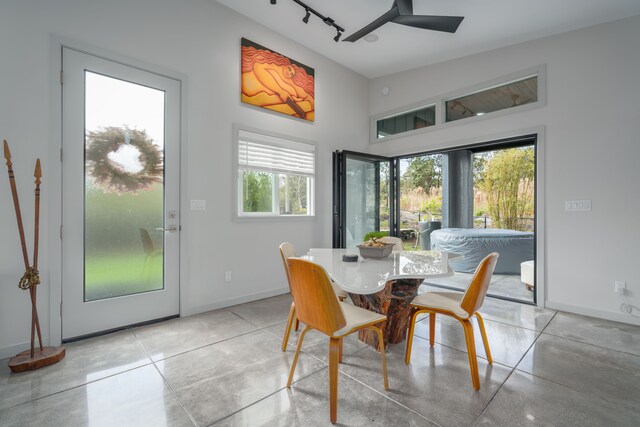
[
  {"left": 190, "top": 200, "right": 206, "bottom": 211},
  {"left": 565, "top": 200, "right": 591, "bottom": 211}
]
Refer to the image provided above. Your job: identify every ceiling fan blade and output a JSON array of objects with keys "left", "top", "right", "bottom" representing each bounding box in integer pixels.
[
  {"left": 343, "top": 8, "right": 400, "bottom": 42},
  {"left": 392, "top": 15, "right": 464, "bottom": 33},
  {"left": 394, "top": 0, "right": 413, "bottom": 15}
]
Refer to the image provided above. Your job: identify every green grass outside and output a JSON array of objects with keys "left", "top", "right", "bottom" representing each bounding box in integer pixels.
[{"left": 85, "top": 252, "right": 163, "bottom": 301}]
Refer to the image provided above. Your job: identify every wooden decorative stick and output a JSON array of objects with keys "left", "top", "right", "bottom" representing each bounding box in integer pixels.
[
  {"left": 3, "top": 140, "right": 30, "bottom": 269},
  {"left": 3, "top": 140, "right": 43, "bottom": 357},
  {"left": 32, "top": 159, "right": 44, "bottom": 352},
  {"left": 5, "top": 140, "right": 65, "bottom": 373}
]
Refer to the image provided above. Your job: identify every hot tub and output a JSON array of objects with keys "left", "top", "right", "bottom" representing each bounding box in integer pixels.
[{"left": 430, "top": 228, "right": 534, "bottom": 274}]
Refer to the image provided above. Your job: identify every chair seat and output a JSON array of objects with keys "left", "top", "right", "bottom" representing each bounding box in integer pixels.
[
  {"left": 411, "top": 291, "right": 470, "bottom": 319},
  {"left": 331, "top": 281, "right": 348, "bottom": 299},
  {"left": 333, "top": 302, "right": 386, "bottom": 337}
]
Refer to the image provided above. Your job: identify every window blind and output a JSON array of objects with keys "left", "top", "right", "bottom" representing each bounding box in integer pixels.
[{"left": 238, "top": 130, "right": 315, "bottom": 177}]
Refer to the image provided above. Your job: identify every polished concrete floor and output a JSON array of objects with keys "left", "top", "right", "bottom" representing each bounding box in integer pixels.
[
  {"left": 425, "top": 273, "right": 533, "bottom": 302},
  {"left": 2, "top": 290, "right": 640, "bottom": 426}
]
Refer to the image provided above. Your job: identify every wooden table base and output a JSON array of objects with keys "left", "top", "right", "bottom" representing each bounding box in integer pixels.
[
  {"left": 8, "top": 346, "right": 65, "bottom": 373},
  {"left": 349, "top": 278, "right": 423, "bottom": 349}
]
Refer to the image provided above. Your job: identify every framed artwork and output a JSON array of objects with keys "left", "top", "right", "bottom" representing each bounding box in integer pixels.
[{"left": 241, "top": 38, "right": 315, "bottom": 122}]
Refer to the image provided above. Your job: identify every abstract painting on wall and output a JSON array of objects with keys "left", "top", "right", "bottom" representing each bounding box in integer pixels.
[{"left": 241, "top": 38, "right": 315, "bottom": 122}]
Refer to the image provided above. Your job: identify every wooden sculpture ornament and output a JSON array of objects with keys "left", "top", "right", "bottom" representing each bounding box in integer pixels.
[{"left": 3, "top": 140, "right": 65, "bottom": 373}]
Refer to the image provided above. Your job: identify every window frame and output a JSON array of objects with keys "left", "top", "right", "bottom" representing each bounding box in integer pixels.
[
  {"left": 369, "top": 65, "right": 546, "bottom": 144},
  {"left": 233, "top": 124, "right": 317, "bottom": 221}
]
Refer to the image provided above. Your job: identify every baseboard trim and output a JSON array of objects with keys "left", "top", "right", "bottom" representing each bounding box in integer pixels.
[
  {"left": 1, "top": 337, "right": 50, "bottom": 361},
  {"left": 546, "top": 301, "right": 640, "bottom": 326},
  {"left": 182, "top": 287, "right": 290, "bottom": 317}
]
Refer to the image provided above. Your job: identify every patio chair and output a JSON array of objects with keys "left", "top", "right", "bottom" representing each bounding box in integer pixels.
[
  {"left": 379, "top": 236, "right": 403, "bottom": 251},
  {"left": 279, "top": 242, "right": 347, "bottom": 351},
  {"left": 286, "top": 258, "right": 389, "bottom": 424},
  {"left": 139, "top": 228, "right": 162, "bottom": 281},
  {"left": 404, "top": 252, "right": 499, "bottom": 390}
]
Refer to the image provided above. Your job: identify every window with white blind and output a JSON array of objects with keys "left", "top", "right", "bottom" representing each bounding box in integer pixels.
[{"left": 235, "top": 127, "right": 315, "bottom": 218}]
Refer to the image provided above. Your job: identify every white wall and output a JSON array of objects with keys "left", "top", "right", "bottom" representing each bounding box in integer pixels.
[
  {"left": 0, "top": 0, "right": 369, "bottom": 358},
  {"left": 368, "top": 15, "right": 640, "bottom": 324}
]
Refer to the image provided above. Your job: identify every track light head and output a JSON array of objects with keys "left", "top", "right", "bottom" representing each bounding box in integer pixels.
[
  {"left": 270, "top": 0, "right": 276, "bottom": 4},
  {"left": 302, "top": 9, "right": 310, "bottom": 24},
  {"left": 334, "top": 30, "right": 342, "bottom": 42}
]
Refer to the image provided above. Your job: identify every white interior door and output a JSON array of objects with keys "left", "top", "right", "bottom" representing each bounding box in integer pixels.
[{"left": 61, "top": 47, "right": 180, "bottom": 339}]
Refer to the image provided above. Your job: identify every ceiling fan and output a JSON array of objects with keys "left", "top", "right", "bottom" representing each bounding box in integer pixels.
[{"left": 344, "top": 0, "right": 464, "bottom": 42}]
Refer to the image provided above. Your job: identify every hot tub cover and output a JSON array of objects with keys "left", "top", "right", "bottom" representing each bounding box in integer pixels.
[{"left": 430, "top": 228, "right": 534, "bottom": 274}]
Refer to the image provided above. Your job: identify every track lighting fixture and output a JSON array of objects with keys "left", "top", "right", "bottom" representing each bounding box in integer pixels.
[{"left": 270, "top": 0, "right": 345, "bottom": 43}]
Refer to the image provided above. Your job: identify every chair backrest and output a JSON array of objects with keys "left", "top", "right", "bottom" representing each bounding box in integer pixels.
[
  {"left": 139, "top": 228, "right": 154, "bottom": 255},
  {"left": 379, "top": 236, "right": 403, "bottom": 251},
  {"left": 460, "top": 252, "right": 499, "bottom": 315},
  {"left": 287, "top": 258, "right": 347, "bottom": 336},
  {"left": 279, "top": 242, "right": 298, "bottom": 291}
]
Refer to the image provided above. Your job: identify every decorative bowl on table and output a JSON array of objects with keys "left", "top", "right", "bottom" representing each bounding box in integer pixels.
[{"left": 357, "top": 240, "right": 394, "bottom": 259}]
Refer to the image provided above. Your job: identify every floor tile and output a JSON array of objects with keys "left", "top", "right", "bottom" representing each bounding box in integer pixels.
[
  {"left": 423, "top": 272, "right": 533, "bottom": 302},
  {"left": 413, "top": 314, "right": 539, "bottom": 367},
  {"left": 133, "top": 309, "right": 258, "bottom": 361},
  {"left": 517, "top": 333, "right": 640, "bottom": 412},
  {"left": 419, "top": 285, "right": 556, "bottom": 332},
  {"left": 479, "top": 296, "right": 556, "bottom": 332},
  {"left": 544, "top": 311, "right": 640, "bottom": 356},
  {"left": 263, "top": 321, "right": 369, "bottom": 362},
  {"left": 0, "top": 330, "right": 149, "bottom": 411},
  {"left": 338, "top": 336, "right": 511, "bottom": 427},
  {"left": 213, "top": 368, "right": 436, "bottom": 426},
  {"left": 157, "top": 330, "right": 326, "bottom": 426},
  {"left": 0, "top": 365, "right": 194, "bottom": 427},
  {"left": 227, "top": 293, "right": 294, "bottom": 328},
  {"left": 477, "top": 370, "right": 640, "bottom": 426}
]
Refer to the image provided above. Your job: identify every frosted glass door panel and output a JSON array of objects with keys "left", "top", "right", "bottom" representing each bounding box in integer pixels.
[{"left": 84, "top": 72, "right": 165, "bottom": 301}]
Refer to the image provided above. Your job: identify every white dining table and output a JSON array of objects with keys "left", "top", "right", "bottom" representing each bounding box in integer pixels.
[
  {"left": 302, "top": 248, "right": 459, "bottom": 347},
  {"left": 303, "top": 248, "right": 457, "bottom": 294}
]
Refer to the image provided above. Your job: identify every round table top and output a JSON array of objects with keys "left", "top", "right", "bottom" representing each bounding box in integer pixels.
[{"left": 302, "top": 248, "right": 457, "bottom": 295}]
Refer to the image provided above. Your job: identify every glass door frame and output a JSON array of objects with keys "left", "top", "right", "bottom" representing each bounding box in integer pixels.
[
  {"left": 59, "top": 46, "right": 181, "bottom": 340},
  {"left": 333, "top": 134, "right": 538, "bottom": 305},
  {"left": 332, "top": 150, "right": 396, "bottom": 248}
]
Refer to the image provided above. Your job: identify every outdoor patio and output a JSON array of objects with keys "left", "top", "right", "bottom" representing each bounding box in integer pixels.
[{"left": 424, "top": 272, "right": 533, "bottom": 302}]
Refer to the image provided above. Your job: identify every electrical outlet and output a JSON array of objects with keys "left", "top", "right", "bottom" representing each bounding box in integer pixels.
[
  {"left": 614, "top": 281, "right": 626, "bottom": 295},
  {"left": 224, "top": 271, "right": 232, "bottom": 283}
]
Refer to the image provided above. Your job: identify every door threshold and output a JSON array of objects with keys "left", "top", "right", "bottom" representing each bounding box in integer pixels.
[{"left": 62, "top": 314, "right": 179, "bottom": 344}]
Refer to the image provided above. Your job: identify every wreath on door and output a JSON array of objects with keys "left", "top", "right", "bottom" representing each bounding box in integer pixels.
[{"left": 85, "top": 127, "right": 163, "bottom": 193}]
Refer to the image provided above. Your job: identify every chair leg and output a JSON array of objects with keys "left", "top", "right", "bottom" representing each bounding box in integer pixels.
[
  {"left": 370, "top": 325, "right": 389, "bottom": 390},
  {"left": 287, "top": 325, "right": 311, "bottom": 388},
  {"left": 460, "top": 319, "right": 481, "bottom": 390},
  {"left": 329, "top": 337, "right": 340, "bottom": 424},
  {"left": 338, "top": 338, "right": 343, "bottom": 363},
  {"left": 282, "top": 303, "right": 296, "bottom": 351},
  {"left": 404, "top": 307, "right": 422, "bottom": 365},
  {"left": 475, "top": 312, "right": 493, "bottom": 365},
  {"left": 294, "top": 318, "right": 300, "bottom": 332},
  {"left": 429, "top": 312, "right": 436, "bottom": 347}
]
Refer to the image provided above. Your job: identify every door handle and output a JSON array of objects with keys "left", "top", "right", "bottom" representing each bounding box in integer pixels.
[{"left": 155, "top": 226, "right": 178, "bottom": 232}]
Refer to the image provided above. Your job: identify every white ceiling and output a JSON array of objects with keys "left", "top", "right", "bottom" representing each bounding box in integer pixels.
[{"left": 217, "top": 0, "right": 640, "bottom": 78}]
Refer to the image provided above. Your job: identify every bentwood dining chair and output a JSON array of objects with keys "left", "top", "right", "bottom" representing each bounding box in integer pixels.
[
  {"left": 286, "top": 258, "right": 389, "bottom": 424},
  {"left": 279, "top": 243, "right": 347, "bottom": 351},
  {"left": 379, "top": 236, "right": 403, "bottom": 251},
  {"left": 404, "top": 252, "right": 499, "bottom": 390}
]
